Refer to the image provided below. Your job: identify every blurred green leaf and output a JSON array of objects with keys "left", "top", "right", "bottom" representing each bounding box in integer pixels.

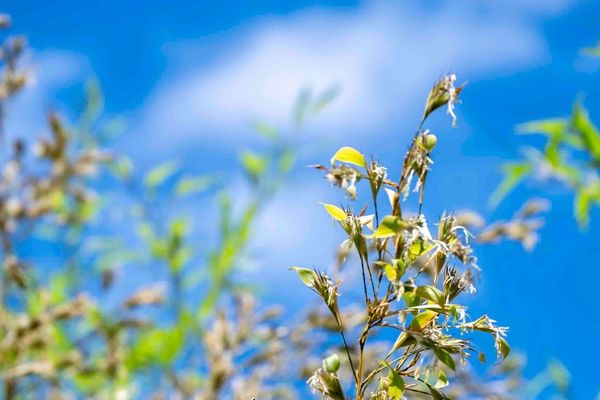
[
  {"left": 251, "top": 120, "right": 279, "bottom": 139},
  {"left": 572, "top": 101, "right": 600, "bottom": 163},
  {"left": 144, "top": 160, "right": 179, "bottom": 189},
  {"left": 240, "top": 150, "right": 267, "bottom": 181},
  {"left": 489, "top": 162, "right": 533, "bottom": 207}
]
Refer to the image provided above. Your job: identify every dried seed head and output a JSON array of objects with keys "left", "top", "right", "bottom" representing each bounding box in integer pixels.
[
  {"left": 123, "top": 285, "right": 165, "bottom": 309},
  {"left": 422, "top": 74, "right": 464, "bottom": 127},
  {"left": 0, "top": 14, "right": 11, "bottom": 29},
  {"left": 325, "top": 165, "right": 360, "bottom": 199}
]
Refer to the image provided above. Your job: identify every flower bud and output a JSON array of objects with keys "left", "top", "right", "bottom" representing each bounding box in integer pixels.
[
  {"left": 323, "top": 354, "right": 340, "bottom": 373},
  {"left": 422, "top": 134, "right": 437, "bottom": 151}
]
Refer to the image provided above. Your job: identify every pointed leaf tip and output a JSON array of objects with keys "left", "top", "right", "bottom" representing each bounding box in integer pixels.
[{"left": 330, "top": 146, "right": 366, "bottom": 168}]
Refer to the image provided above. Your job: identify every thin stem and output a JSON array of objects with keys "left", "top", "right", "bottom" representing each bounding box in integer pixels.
[
  {"left": 359, "top": 254, "right": 376, "bottom": 301},
  {"left": 339, "top": 328, "right": 358, "bottom": 385},
  {"left": 372, "top": 192, "right": 380, "bottom": 227},
  {"left": 358, "top": 254, "right": 370, "bottom": 305}
]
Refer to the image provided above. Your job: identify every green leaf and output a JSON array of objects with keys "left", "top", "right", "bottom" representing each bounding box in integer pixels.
[
  {"left": 323, "top": 354, "right": 340, "bottom": 373},
  {"left": 383, "top": 362, "right": 404, "bottom": 399},
  {"left": 127, "top": 325, "right": 185, "bottom": 369},
  {"left": 433, "top": 348, "right": 456, "bottom": 371},
  {"left": 320, "top": 203, "right": 347, "bottom": 221},
  {"left": 373, "top": 216, "right": 408, "bottom": 238},
  {"left": 410, "top": 310, "right": 437, "bottom": 331},
  {"left": 409, "top": 240, "right": 434, "bottom": 258},
  {"left": 402, "top": 291, "right": 420, "bottom": 308},
  {"left": 572, "top": 101, "right": 600, "bottom": 163},
  {"left": 389, "top": 332, "right": 415, "bottom": 354},
  {"left": 312, "top": 85, "right": 341, "bottom": 113},
  {"left": 428, "top": 384, "right": 448, "bottom": 400},
  {"left": 290, "top": 267, "right": 316, "bottom": 288},
  {"left": 293, "top": 88, "right": 312, "bottom": 126},
  {"left": 435, "top": 368, "right": 449, "bottom": 389},
  {"left": 240, "top": 151, "right": 267, "bottom": 179},
  {"left": 517, "top": 118, "right": 566, "bottom": 137},
  {"left": 574, "top": 189, "right": 591, "bottom": 228},
  {"left": 251, "top": 120, "right": 279, "bottom": 139},
  {"left": 110, "top": 155, "right": 133, "bottom": 180},
  {"left": 416, "top": 285, "right": 446, "bottom": 307},
  {"left": 144, "top": 161, "right": 179, "bottom": 188},
  {"left": 330, "top": 146, "right": 367, "bottom": 168},
  {"left": 278, "top": 149, "right": 295, "bottom": 174},
  {"left": 489, "top": 162, "right": 533, "bottom": 207},
  {"left": 499, "top": 337, "right": 511, "bottom": 359},
  {"left": 582, "top": 43, "right": 600, "bottom": 57},
  {"left": 547, "top": 359, "right": 570, "bottom": 392},
  {"left": 175, "top": 175, "right": 213, "bottom": 196},
  {"left": 384, "top": 263, "right": 397, "bottom": 281}
]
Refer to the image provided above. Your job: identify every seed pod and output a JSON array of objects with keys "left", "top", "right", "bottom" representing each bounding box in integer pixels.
[
  {"left": 323, "top": 353, "right": 340, "bottom": 373},
  {"left": 422, "top": 133, "right": 437, "bottom": 151}
]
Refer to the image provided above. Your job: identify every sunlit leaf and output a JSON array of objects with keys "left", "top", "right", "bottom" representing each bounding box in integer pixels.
[
  {"left": 383, "top": 362, "right": 404, "bottom": 399},
  {"left": 320, "top": 203, "right": 347, "bottom": 221},
  {"left": 290, "top": 266, "right": 316, "bottom": 288},
  {"left": 410, "top": 310, "right": 437, "bottom": 331},
  {"left": 435, "top": 368, "right": 449, "bottom": 389},
  {"left": 416, "top": 285, "right": 446, "bottom": 307},
  {"left": 373, "top": 215, "right": 408, "bottom": 238},
  {"left": 330, "top": 146, "right": 367, "bottom": 168},
  {"left": 433, "top": 348, "right": 456, "bottom": 371}
]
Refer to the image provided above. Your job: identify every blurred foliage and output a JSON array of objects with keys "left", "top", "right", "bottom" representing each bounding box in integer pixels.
[
  {"left": 491, "top": 101, "right": 600, "bottom": 228},
  {"left": 0, "top": 15, "right": 337, "bottom": 399},
  {"left": 492, "top": 47, "right": 600, "bottom": 229}
]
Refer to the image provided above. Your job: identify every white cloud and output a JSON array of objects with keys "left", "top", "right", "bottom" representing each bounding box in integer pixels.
[{"left": 135, "top": 0, "right": 566, "bottom": 152}]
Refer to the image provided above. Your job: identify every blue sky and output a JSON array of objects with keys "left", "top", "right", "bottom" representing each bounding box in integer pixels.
[{"left": 4, "top": 0, "right": 600, "bottom": 397}]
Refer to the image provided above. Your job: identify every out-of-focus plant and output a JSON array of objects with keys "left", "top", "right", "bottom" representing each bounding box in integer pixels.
[
  {"left": 292, "top": 74, "right": 514, "bottom": 399},
  {"left": 474, "top": 198, "right": 549, "bottom": 252},
  {"left": 490, "top": 101, "right": 600, "bottom": 228},
  {"left": 0, "top": 14, "right": 340, "bottom": 399},
  {"left": 492, "top": 47, "right": 600, "bottom": 229}
]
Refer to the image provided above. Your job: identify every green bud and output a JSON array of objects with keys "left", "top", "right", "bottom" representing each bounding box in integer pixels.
[
  {"left": 323, "top": 354, "right": 340, "bottom": 373},
  {"left": 422, "top": 134, "right": 437, "bottom": 151}
]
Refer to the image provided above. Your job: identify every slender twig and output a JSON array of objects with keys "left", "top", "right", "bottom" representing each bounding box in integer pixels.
[{"left": 339, "top": 327, "right": 358, "bottom": 385}]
